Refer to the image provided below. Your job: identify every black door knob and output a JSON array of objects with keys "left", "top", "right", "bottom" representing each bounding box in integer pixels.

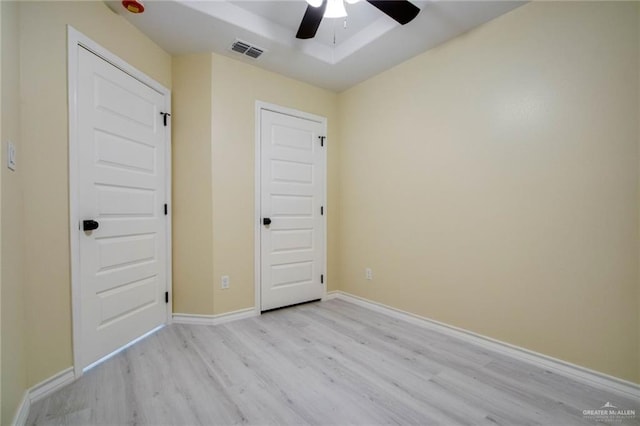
[
  {"left": 83, "top": 220, "right": 99, "bottom": 231},
  {"left": 263, "top": 218, "right": 272, "bottom": 226}
]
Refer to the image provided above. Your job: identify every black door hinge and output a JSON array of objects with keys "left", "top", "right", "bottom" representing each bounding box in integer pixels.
[
  {"left": 164, "top": 203, "right": 168, "bottom": 215},
  {"left": 321, "top": 206, "right": 324, "bottom": 216},
  {"left": 165, "top": 291, "right": 169, "bottom": 304},
  {"left": 319, "top": 136, "right": 326, "bottom": 147},
  {"left": 321, "top": 274, "right": 324, "bottom": 284},
  {"left": 160, "top": 112, "right": 171, "bottom": 127}
]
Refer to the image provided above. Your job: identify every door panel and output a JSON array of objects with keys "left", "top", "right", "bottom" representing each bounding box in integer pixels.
[
  {"left": 94, "top": 131, "right": 156, "bottom": 174},
  {"left": 77, "top": 46, "right": 167, "bottom": 369},
  {"left": 260, "top": 109, "right": 325, "bottom": 311}
]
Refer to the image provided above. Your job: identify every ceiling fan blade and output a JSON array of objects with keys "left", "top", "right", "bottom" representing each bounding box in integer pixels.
[
  {"left": 366, "top": 0, "right": 420, "bottom": 25},
  {"left": 296, "top": 0, "right": 328, "bottom": 39}
]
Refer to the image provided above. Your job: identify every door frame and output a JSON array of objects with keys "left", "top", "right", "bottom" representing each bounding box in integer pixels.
[
  {"left": 254, "top": 101, "right": 327, "bottom": 314},
  {"left": 67, "top": 26, "right": 172, "bottom": 378}
]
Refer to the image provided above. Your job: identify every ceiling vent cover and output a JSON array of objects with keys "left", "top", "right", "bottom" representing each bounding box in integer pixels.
[
  {"left": 245, "top": 46, "right": 264, "bottom": 59},
  {"left": 230, "top": 39, "right": 265, "bottom": 60}
]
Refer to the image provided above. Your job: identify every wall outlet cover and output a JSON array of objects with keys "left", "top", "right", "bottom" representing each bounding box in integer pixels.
[{"left": 365, "top": 268, "right": 373, "bottom": 280}]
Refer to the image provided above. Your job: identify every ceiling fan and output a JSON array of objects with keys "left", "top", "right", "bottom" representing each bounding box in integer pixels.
[{"left": 296, "top": 0, "right": 420, "bottom": 40}]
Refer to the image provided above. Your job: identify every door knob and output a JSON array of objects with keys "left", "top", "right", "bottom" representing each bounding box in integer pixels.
[
  {"left": 263, "top": 218, "right": 272, "bottom": 226},
  {"left": 83, "top": 220, "right": 99, "bottom": 231}
]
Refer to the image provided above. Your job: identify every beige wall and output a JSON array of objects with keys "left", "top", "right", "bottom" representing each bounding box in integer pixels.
[
  {"left": 172, "top": 53, "right": 340, "bottom": 315},
  {"left": 18, "top": 0, "right": 171, "bottom": 388},
  {"left": 210, "top": 53, "right": 340, "bottom": 314},
  {"left": 1, "top": 2, "right": 28, "bottom": 423},
  {"left": 338, "top": 1, "right": 640, "bottom": 382},
  {"left": 172, "top": 54, "right": 214, "bottom": 315}
]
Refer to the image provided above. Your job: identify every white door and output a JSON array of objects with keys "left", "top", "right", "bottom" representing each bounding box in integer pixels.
[
  {"left": 260, "top": 108, "right": 326, "bottom": 311},
  {"left": 77, "top": 47, "right": 169, "bottom": 369}
]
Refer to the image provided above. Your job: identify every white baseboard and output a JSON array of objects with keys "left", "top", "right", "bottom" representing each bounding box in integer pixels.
[
  {"left": 29, "top": 367, "right": 75, "bottom": 402},
  {"left": 330, "top": 291, "right": 640, "bottom": 400},
  {"left": 12, "top": 367, "right": 76, "bottom": 426},
  {"left": 11, "top": 392, "right": 30, "bottom": 426},
  {"left": 173, "top": 307, "right": 258, "bottom": 326},
  {"left": 322, "top": 291, "right": 339, "bottom": 301}
]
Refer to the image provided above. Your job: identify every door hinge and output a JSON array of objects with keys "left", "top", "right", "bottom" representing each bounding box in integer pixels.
[
  {"left": 160, "top": 112, "right": 171, "bottom": 127},
  {"left": 165, "top": 291, "right": 169, "bottom": 304},
  {"left": 319, "top": 136, "right": 326, "bottom": 147},
  {"left": 321, "top": 274, "right": 324, "bottom": 284},
  {"left": 321, "top": 206, "right": 324, "bottom": 216},
  {"left": 164, "top": 203, "right": 168, "bottom": 215}
]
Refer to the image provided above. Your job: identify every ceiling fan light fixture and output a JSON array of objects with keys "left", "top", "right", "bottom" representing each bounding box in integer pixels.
[
  {"left": 324, "top": 0, "right": 347, "bottom": 18},
  {"left": 296, "top": 0, "right": 419, "bottom": 40},
  {"left": 305, "top": 0, "right": 324, "bottom": 8}
]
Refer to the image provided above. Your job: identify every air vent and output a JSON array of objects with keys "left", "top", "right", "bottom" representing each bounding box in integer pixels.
[
  {"left": 229, "top": 39, "right": 265, "bottom": 60},
  {"left": 246, "top": 47, "right": 264, "bottom": 59},
  {"left": 231, "top": 40, "right": 250, "bottom": 54}
]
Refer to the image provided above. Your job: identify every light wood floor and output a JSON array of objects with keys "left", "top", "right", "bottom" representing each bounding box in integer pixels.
[{"left": 28, "top": 299, "right": 639, "bottom": 425}]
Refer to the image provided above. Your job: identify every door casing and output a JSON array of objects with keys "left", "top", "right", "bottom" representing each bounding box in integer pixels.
[
  {"left": 254, "top": 101, "right": 328, "bottom": 314},
  {"left": 68, "top": 26, "right": 172, "bottom": 378}
]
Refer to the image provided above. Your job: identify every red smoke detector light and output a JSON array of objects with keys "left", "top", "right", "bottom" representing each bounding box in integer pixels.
[{"left": 122, "top": 0, "right": 144, "bottom": 13}]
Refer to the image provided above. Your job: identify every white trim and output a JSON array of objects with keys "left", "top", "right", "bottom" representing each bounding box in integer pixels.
[
  {"left": 67, "top": 26, "right": 172, "bottom": 377},
  {"left": 11, "top": 367, "right": 76, "bottom": 426},
  {"left": 11, "top": 392, "right": 29, "bottom": 426},
  {"left": 68, "top": 25, "right": 82, "bottom": 380},
  {"left": 163, "top": 93, "right": 173, "bottom": 326},
  {"left": 329, "top": 291, "right": 640, "bottom": 400},
  {"left": 253, "top": 102, "right": 262, "bottom": 316},
  {"left": 322, "top": 291, "right": 339, "bottom": 301},
  {"left": 29, "top": 367, "right": 76, "bottom": 403},
  {"left": 254, "top": 101, "right": 328, "bottom": 314},
  {"left": 256, "top": 102, "right": 327, "bottom": 124},
  {"left": 173, "top": 307, "right": 258, "bottom": 326}
]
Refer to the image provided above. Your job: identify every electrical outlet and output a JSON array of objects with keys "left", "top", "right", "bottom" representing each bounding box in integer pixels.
[
  {"left": 221, "top": 275, "right": 230, "bottom": 289},
  {"left": 365, "top": 268, "right": 373, "bottom": 280}
]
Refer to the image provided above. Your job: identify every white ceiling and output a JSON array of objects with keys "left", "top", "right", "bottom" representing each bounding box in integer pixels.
[{"left": 109, "top": 0, "right": 525, "bottom": 92}]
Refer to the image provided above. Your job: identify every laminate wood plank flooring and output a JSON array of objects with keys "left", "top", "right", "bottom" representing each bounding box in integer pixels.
[{"left": 27, "top": 299, "right": 640, "bottom": 425}]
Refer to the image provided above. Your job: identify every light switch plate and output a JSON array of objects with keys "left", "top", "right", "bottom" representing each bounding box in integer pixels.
[{"left": 7, "top": 142, "right": 16, "bottom": 171}]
